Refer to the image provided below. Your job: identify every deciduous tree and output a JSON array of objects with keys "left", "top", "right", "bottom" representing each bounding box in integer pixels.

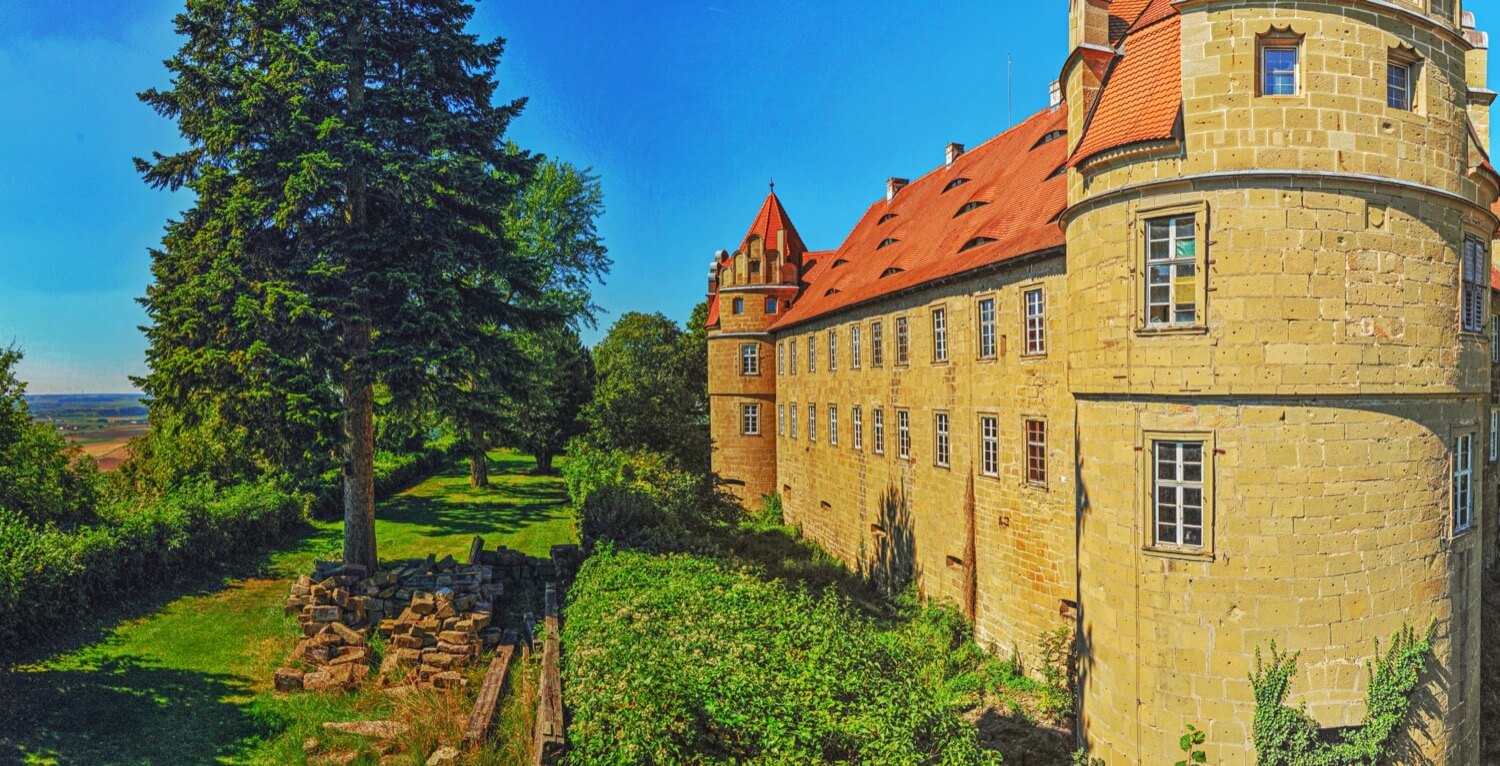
[
  {"left": 500, "top": 327, "right": 593, "bottom": 475},
  {"left": 583, "top": 309, "right": 709, "bottom": 473}
]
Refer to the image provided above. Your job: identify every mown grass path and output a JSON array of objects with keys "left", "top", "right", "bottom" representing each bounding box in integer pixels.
[{"left": 0, "top": 450, "right": 574, "bottom": 766}]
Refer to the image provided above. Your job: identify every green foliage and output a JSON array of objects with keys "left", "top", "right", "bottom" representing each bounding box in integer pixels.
[
  {"left": 0, "top": 346, "right": 102, "bottom": 526},
  {"left": 497, "top": 326, "right": 594, "bottom": 474},
  {"left": 752, "top": 492, "right": 785, "bottom": 527},
  {"left": 0, "top": 481, "right": 305, "bottom": 645},
  {"left": 1249, "top": 624, "right": 1435, "bottom": 766},
  {"left": 563, "top": 443, "right": 740, "bottom": 551},
  {"left": 1176, "top": 723, "right": 1209, "bottom": 766},
  {"left": 562, "top": 546, "right": 1001, "bottom": 765},
  {"left": 582, "top": 310, "right": 709, "bottom": 474},
  {"left": 1071, "top": 750, "right": 1105, "bottom": 766}
]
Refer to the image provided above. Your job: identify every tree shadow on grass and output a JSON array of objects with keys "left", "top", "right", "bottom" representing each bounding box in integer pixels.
[
  {"left": 378, "top": 457, "right": 572, "bottom": 541},
  {"left": 0, "top": 656, "right": 273, "bottom": 766}
]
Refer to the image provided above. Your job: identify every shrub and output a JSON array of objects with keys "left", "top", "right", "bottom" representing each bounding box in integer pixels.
[
  {"left": 563, "top": 443, "right": 740, "bottom": 551},
  {"left": 562, "top": 546, "right": 1001, "bottom": 765},
  {"left": 308, "top": 436, "right": 456, "bottom": 519}
]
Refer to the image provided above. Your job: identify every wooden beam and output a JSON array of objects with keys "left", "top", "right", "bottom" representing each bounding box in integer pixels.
[{"left": 461, "top": 631, "right": 518, "bottom": 751}]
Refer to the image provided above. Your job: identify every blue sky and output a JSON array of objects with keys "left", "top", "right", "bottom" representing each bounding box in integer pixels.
[{"left": 3, "top": 3, "right": 1491, "bottom": 393}]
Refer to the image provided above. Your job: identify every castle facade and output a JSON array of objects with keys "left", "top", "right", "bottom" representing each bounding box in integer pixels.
[{"left": 705, "top": 1, "right": 1496, "bottom": 762}]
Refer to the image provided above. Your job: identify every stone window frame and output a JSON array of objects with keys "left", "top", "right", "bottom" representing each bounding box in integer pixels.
[
  {"left": 1460, "top": 232, "right": 1489, "bottom": 335},
  {"left": 740, "top": 343, "right": 760, "bottom": 376},
  {"left": 873, "top": 406, "right": 886, "bottom": 455},
  {"left": 828, "top": 330, "right": 838, "bottom": 372},
  {"left": 777, "top": 341, "right": 786, "bottom": 375},
  {"left": 897, "top": 409, "right": 912, "bottom": 460},
  {"left": 808, "top": 403, "right": 817, "bottom": 443},
  {"left": 778, "top": 403, "right": 785, "bottom": 436},
  {"left": 1452, "top": 430, "right": 1476, "bottom": 536},
  {"left": 895, "top": 316, "right": 911, "bottom": 366},
  {"left": 807, "top": 333, "right": 817, "bottom": 373},
  {"left": 1140, "top": 429, "right": 1217, "bottom": 561},
  {"left": 976, "top": 294, "right": 998, "bottom": 361},
  {"left": 933, "top": 411, "right": 951, "bottom": 468},
  {"left": 851, "top": 325, "right": 863, "bottom": 369},
  {"left": 1023, "top": 416, "right": 1048, "bottom": 489},
  {"left": 1134, "top": 200, "right": 1211, "bottom": 335},
  {"left": 1256, "top": 27, "right": 1304, "bottom": 98},
  {"left": 1385, "top": 45, "right": 1423, "bottom": 113},
  {"left": 1021, "top": 285, "right": 1047, "bottom": 357},
  {"left": 789, "top": 402, "right": 798, "bottom": 439},
  {"left": 765, "top": 297, "right": 779, "bottom": 314},
  {"left": 732, "top": 297, "right": 745, "bottom": 315},
  {"left": 931, "top": 306, "right": 949, "bottom": 363},
  {"left": 871, "top": 320, "right": 885, "bottom": 367},
  {"left": 1490, "top": 316, "right": 1499, "bottom": 364},
  {"left": 829, "top": 404, "right": 839, "bottom": 447},
  {"left": 789, "top": 339, "right": 798, "bottom": 376},
  {"left": 978, "top": 413, "right": 1000, "bottom": 478},
  {"left": 1490, "top": 409, "right": 1498, "bottom": 463},
  {"left": 741, "top": 403, "right": 761, "bottom": 436},
  {"left": 852, "top": 405, "right": 864, "bottom": 451}
]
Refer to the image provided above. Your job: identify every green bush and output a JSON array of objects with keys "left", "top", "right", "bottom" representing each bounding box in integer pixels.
[
  {"left": 0, "top": 481, "right": 305, "bottom": 645},
  {"left": 563, "top": 443, "right": 740, "bottom": 551},
  {"left": 562, "top": 545, "right": 1001, "bottom": 765},
  {"left": 308, "top": 436, "right": 457, "bottom": 519}
]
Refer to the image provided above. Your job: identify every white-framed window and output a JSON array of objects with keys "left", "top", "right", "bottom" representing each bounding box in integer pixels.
[
  {"left": 828, "top": 331, "right": 838, "bottom": 371},
  {"left": 980, "top": 415, "right": 998, "bottom": 476},
  {"left": 1025, "top": 418, "right": 1046, "bottom": 486},
  {"left": 1491, "top": 410, "right": 1498, "bottom": 463},
  {"left": 740, "top": 344, "right": 759, "bottom": 375},
  {"left": 829, "top": 405, "right": 839, "bottom": 446},
  {"left": 934, "top": 412, "right": 950, "bottom": 467},
  {"left": 895, "top": 316, "right": 910, "bottom": 364},
  {"left": 873, "top": 407, "right": 885, "bottom": 454},
  {"left": 871, "top": 321, "right": 885, "bottom": 367},
  {"left": 741, "top": 404, "right": 760, "bottom": 436},
  {"left": 1463, "top": 235, "right": 1488, "bottom": 333},
  {"left": 1153, "top": 440, "right": 1205, "bottom": 547},
  {"left": 1454, "top": 433, "right": 1474, "bottom": 534},
  {"left": 778, "top": 404, "right": 785, "bottom": 436},
  {"left": 808, "top": 404, "right": 816, "bottom": 442},
  {"left": 1024, "top": 288, "right": 1046, "bottom": 355},
  {"left": 1491, "top": 317, "right": 1499, "bottom": 363},
  {"left": 978, "top": 298, "right": 996, "bottom": 359},
  {"left": 1145, "top": 215, "right": 1198, "bottom": 327},
  {"left": 1387, "top": 61, "right": 1412, "bottom": 110},
  {"left": 932, "top": 308, "right": 948, "bottom": 362},
  {"left": 898, "top": 410, "right": 911, "bottom": 459},
  {"left": 851, "top": 326, "right": 862, "bottom": 369},
  {"left": 789, "top": 340, "right": 798, "bottom": 375},
  {"left": 790, "top": 403, "right": 798, "bottom": 438},
  {"left": 1261, "top": 43, "right": 1298, "bottom": 96},
  {"left": 852, "top": 406, "right": 863, "bottom": 451},
  {"left": 777, "top": 342, "right": 786, "bottom": 375},
  {"left": 807, "top": 334, "right": 817, "bottom": 372}
]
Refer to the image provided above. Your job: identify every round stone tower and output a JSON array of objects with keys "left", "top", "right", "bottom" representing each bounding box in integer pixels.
[
  {"left": 1061, "top": 0, "right": 1495, "bottom": 763},
  {"left": 706, "top": 189, "right": 806, "bottom": 507}
]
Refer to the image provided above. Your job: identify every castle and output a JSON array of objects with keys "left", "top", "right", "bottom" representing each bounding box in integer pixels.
[{"left": 705, "top": 0, "right": 1495, "bottom": 762}]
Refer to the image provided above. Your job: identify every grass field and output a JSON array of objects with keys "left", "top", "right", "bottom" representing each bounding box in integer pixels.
[{"left": 0, "top": 449, "right": 575, "bottom": 766}]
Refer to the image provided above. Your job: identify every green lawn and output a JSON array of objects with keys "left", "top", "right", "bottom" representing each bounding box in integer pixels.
[{"left": 0, "top": 450, "right": 575, "bottom": 766}]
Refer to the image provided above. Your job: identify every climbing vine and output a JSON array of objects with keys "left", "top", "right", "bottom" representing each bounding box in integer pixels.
[{"left": 1249, "top": 623, "right": 1435, "bottom": 766}]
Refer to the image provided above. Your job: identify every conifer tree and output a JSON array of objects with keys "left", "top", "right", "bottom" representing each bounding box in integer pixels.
[{"left": 137, "top": 0, "right": 551, "bottom": 570}]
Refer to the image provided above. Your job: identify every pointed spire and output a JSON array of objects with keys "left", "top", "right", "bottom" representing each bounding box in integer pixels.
[{"left": 740, "top": 187, "right": 806, "bottom": 260}]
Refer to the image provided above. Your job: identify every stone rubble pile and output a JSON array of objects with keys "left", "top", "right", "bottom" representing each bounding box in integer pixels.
[
  {"left": 274, "top": 621, "right": 373, "bottom": 693},
  {"left": 375, "top": 587, "right": 499, "bottom": 689}
]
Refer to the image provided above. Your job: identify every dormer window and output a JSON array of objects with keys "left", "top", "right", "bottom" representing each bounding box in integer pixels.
[
  {"left": 954, "top": 201, "right": 989, "bottom": 217},
  {"left": 942, "top": 178, "right": 971, "bottom": 193},
  {"left": 959, "top": 237, "right": 997, "bottom": 252},
  {"left": 877, "top": 238, "right": 900, "bottom": 250},
  {"left": 832, "top": 258, "right": 849, "bottom": 269},
  {"left": 1033, "top": 129, "right": 1066, "bottom": 148},
  {"left": 878, "top": 213, "right": 898, "bottom": 224},
  {"left": 880, "top": 267, "right": 904, "bottom": 278}
]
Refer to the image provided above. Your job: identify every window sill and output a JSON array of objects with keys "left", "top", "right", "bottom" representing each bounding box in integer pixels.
[
  {"left": 1023, "top": 480, "right": 1048, "bottom": 491},
  {"left": 1142, "top": 545, "right": 1214, "bottom": 562},
  {"left": 1136, "top": 324, "right": 1208, "bottom": 337},
  {"left": 976, "top": 355, "right": 999, "bottom": 364},
  {"left": 1019, "top": 353, "right": 1048, "bottom": 361}
]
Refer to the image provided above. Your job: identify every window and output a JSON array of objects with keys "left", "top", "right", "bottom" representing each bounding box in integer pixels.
[
  {"left": 1261, "top": 43, "right": 1299, "bottom": 96},
  {"left": 766, "top": 297, "right": 778, "bottom": 314},
  {"left": 1463, "top": 235, "right": 1488, "bottom": 333},
  {"left": 808, "top": 404, "right": 816, "bottom": 442},
  {"left": 740, "top": 344, "right": 759, "bottom": 376},
  {"left": 829, "top": 406, "right": 839, "bottom": 446},
  {"left": 733, "top": 297, "right": 745, "bottom": 314},
  {"left": 878, "top": 213, "right": 897, "bottom": 224},
  {"left": 808, "top": 335, "right": 817, "bottom": 372},
  {"left": 1024, "top": 288, "right": 1046, "bottom": 355},
  {"left": 741, "top": 404, "right": 760, "bottom": 436},
  {"left": 980, "top": 416, "right": 998, "bottom": 476},
  {"left": 978, "top": 298, "right": 997, "bottom": 359},
  {"left": 873, "top": 408, "right": 886, "bottom": 454},
  {"left": 934, "top": 412, "right": 950, "bottom": 467},
  {"left": 898, "top": 410, "right": 911, "bottom": 459},
  {"left": 955, "top": 201, "right": 988, "bottom": 217},
  {"left": 932, "top": 308, "right": 948, "bottom": 362},
  {"left": 789, "top": 340, "right": 798, "bottom": 375},
  {"left": 1454, "top": 434, "right": 1474, "bottom": 534},
  {"left": 895, "top": 317, "right": 910, "bottom": 365},
  {"left": 1491, "top": 317, "right": 1499, "bottom": 363},
  {"left": 778, "top": 404, "right": 785, "bottom": 436},
  {"left": 1153, "top": 440, "right": 1205, "bottom": 547},
  {"left": 878, "top": 238, "right": 900, "bottom": 250},
  {"left": 871, "top": 321, "right": 885, "bottom": 367},
  {"left": 750, "top": 260, "right": 761, "bottom": 276},
  {"left": 778, "top": 342, "right": 786, "bottom": 375},
  {"left": 1491, "top": 410, "right": 1498, "bottom": 463},
  {"left": 790, "top": 404, "right": 798, "bottom": 438},
  {"left": 1387, "top": 61, "right": 1412, "bottom": 110},
  {"left": 851, "top": 326, "right": 862, "bottom": 369},
  {"left": 943, "top": 177, "right": 971, "bottom": 192},
  {"left": 960, "top": 237, "right": 997, "bottom": 253},
  {"left": 852, "top": 406, "right": 863, "bottom": 451},
  {"left": 1025, "top": 419, "right": 1046, "bottom": 486},
  {"left": 828, "top": 331, "right": 838, "bottom": 371},
  {"left": 1146, "top": 215, "right": 1198, "bottom": 327}
]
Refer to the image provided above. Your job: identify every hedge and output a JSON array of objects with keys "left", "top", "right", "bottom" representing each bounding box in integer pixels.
[
  {"left": 0, "top": 481, "right": 305, "bottom": 646},
  {"left": 309, "top": 436, "right": 458, "bottom": 519}
]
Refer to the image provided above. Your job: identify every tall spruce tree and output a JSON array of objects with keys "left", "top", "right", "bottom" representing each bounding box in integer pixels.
[{"left": 137, "top": 0, "right": 546, "bottom": 570}]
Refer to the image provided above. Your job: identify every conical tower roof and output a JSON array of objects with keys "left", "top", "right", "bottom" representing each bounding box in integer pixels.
[{"left": 739, "top": 188, "right": 806, "bottom": 259}]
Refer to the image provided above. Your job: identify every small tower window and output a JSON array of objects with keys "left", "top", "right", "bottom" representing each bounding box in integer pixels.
[
  {"left": 765, "top": 297, "right": 778, "bottom": 314},
  {"left": 1259, "top": 34, "right": 1300, "bottom": 96},
  {"left": 732, "top": 297, "right": 745, "bottom": 314},
  {"left": 750, "top": 260, "right": 762, "bottom": 275},
  {"left": 1387, "top": 47, "right": 1421, "bottom": 112}
]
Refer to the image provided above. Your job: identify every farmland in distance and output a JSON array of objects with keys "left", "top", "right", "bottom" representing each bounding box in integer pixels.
[{"left": 26, "top": 393, "right": 149, "bottom": 471}]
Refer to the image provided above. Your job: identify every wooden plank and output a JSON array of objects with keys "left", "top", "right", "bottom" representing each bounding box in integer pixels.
[
  {"left": 461, "top": 633, "right": 517, "bottom": 751},
  {"left": 531, "top": 615, "right": 564, "bottom": 765}
]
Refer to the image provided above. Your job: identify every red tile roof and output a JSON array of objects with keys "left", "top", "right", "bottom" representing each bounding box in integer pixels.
[
  {"left": 1108, "top": 0, "right": 1154, "bottom": 43},
  {"left": 740, "top": 190, "right": 807, "bottom": 261},
  {"left": 1072, "top": 2, "right": 1181, "bottom": 166},
  {"left": 769, "top": 106, "right": 1069, "bottom": 330}
]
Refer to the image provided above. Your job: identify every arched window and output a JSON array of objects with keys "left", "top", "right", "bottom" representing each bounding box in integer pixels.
[
  {"left": 877, "top": 238, "right": 900, "bottom": 250},
  {"left": 959, "top": 237, "right": 997, "bottom": 253},
  {"left": 942, "top": 177, "right": 971, "bottom": 193},
  {"left": 1033, "top": 129, "right": 1066, "bottom": 148},
  {"left": 878, "top": 213, "right": 898, "bottom": 224},
  {"left": 880, "top": 267, "right": 905, "bottom": 278},
  {"left": 954, "top": 201, "right": 989, "bottom": 217}
]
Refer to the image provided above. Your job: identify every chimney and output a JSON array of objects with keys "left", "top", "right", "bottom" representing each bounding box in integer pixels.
[
  {"left": 708, "top": 251, "right": 725, "bottom": 292},
  {"left": 945, "top": 143, "right": 965, "bottom": 167},
  {"left": 886, "top": 177, "right": 910, "bottom": 202},
  {"left": 1464, "top": 12, "right": 1493, "bottom": 153},
  {"left": 1049, "top": 80, "right": 1063, "bottom": 110}
]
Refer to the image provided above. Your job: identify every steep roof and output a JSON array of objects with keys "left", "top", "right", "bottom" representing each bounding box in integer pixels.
[
  {"left": 770, "top": 106, "right": 1069, "bottom": 330},
  {"left": 740, "top": 189, "right": 806, "bottom": 258},
  {"left": 1072, "top": 0, "right": 1182, "bottom": 166}
]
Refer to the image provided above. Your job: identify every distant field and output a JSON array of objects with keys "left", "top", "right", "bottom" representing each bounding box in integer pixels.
[{"left": 27, "top": 393, "right": 149, "bottom": 472}]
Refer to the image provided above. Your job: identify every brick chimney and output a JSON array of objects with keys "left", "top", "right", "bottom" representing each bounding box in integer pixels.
[{"left": 886, "top": 177, "right": 910, "bottom": 202}]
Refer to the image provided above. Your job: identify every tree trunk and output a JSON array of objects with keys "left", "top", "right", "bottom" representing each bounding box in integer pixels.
[
  {"left": 535, "top": 451, "right": 554, "bottom": 475},
  {"left": 342, "top": 373, "right": 378, "bottom": 572},
  {"left": 470, "top": 445, "right": 490, "bottom": 488}
]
